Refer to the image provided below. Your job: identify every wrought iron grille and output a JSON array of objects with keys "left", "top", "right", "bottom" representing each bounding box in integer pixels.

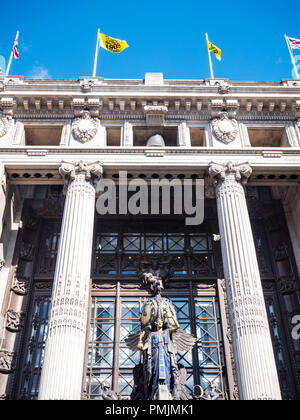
[
  {"left": 35, "top": 221, "right": 61, "bottom": 276},
  {"left": 34, "top": 220, "right": 215, "bottom": 279},
  {"left": 93, "top": 232, "right": 215, "bottom": 277},
  {"left": 84, "top": 294, "right": 226, "bottom": 400},
  {"left": 18, "top": 295, "right": 51, "bottom": 400}
]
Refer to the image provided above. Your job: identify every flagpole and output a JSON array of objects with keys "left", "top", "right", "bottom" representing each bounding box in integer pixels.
[
  {"left": 6, "top": 30, "right": 19, "bottom": 77},
  {"left": 285, "top": 34, "right": 300, "bottom": 80},
  {"left": 93, "top": 28, "right": 100, "bottom": 77},
  {"left": 206, "top": 33, "right": 214, "bottom": 79}
]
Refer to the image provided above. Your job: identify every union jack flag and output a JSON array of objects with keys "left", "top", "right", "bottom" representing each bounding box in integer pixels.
[
  {"left": 287, "top": 36, "right": 300, "bottom": 49},
  {"left": 13, "top": 32, "right": 19, "bottom": 59}
]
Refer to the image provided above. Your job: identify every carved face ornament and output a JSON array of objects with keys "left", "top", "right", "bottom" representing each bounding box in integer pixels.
[
  {"left": 212, "top": 113, "right": 238, "bottom": 144},
  {"left": 72, "top": 111, "right": 98, "bottom": 143}
]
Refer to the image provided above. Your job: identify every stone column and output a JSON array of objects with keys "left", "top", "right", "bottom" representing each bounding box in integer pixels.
[
  {"left": 38, "top": 161, "right": 103, "bottom": 400},
  {"left": 0, "top": 163, "right": 8, "bottom": 336},
  {"left": 208, "top": 161, "right": 281, "bottom": 400}
]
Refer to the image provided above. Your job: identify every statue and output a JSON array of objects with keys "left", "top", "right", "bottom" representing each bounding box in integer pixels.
[
  {"left": 126, "top": 259, "right": 196, "bottom": 400},
  {"left": 192, "top": 383, "right": 222, "bottom": 401},
  {"left": 201, "top": 383, "right": 222, "bottom": 400},
  {"left": 101, "top": 381, "right": 119, "bottom": 400}
]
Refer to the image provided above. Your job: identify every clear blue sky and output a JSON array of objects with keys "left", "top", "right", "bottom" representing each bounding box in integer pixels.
[{"left": 0, "top": 0, "right": 299, "bottom": 81}]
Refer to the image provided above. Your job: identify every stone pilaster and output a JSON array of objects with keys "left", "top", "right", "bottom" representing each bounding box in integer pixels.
[
  {"left": 209, "top": 161, "right": 282, "bottom": 400},
  {"left": 177, "top": 122, "right": 191, "bottom": 147},
  {"left": 121, "top": 121, "right": 133, "bottom": 146},
  {"left": 38, "top": 161, "right": 103, "bottom": 400}
]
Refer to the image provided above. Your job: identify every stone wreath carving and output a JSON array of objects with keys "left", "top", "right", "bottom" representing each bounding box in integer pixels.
[
  {"left": 211, "top": 112, "right": 238, "bottom": 144},
  {"left": 72, "top": 111, "right": 98, "bottom": 143},
  {"left": 0, "top": 116, "right": 11, "bottom": 138}
]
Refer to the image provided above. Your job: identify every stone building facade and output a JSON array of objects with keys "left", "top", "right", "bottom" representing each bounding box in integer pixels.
[{"left": 0, "top": 73, "right": 300, "bottom": 400}]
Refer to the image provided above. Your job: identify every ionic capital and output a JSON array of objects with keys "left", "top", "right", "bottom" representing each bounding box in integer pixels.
[
  {"left": 59, "top": 160, "right": 103, "bottom": 185},
  {"left": 208, "top": 161, "right": 252, "bottom": 186}
]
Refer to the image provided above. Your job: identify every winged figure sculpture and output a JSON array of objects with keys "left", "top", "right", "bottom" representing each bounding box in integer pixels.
[{"left": 125, "top": 264, "right": 197, "bottom": 400}]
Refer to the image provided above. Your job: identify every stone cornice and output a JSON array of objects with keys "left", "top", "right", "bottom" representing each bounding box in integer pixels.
[
  {"left": 1, "top": 76, "right": 300, "bottom": 120},
  {"left": 1, "top": 75, "right": 300, "bottom": 89}
]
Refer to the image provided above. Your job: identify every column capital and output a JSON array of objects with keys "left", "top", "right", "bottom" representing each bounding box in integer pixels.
[
  {"left": 208, "top": 161, "right": 252, "bottom": 186},
  {"left": 59, "top": 160, "right": 103, "bottom": 184}
]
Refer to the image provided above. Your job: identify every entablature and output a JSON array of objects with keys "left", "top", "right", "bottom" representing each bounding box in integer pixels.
[
  {"left": 2, "top": 146, "right": 300, "bottom": 186},
  {"left": 1, "top": 75, "right": 300, "bottom": 122}
]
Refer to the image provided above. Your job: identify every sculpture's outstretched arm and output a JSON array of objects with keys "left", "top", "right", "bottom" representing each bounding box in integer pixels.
[
  {"left": 166, "top": 305, "right": 180, "bottom": 332},
  {"left": 137, "top": 331, "right": 149, "bottom": 351}
]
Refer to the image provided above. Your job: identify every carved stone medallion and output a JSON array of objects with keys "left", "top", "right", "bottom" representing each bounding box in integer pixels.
[
  {"left": 72, "top": 111, "right": 98, "bottom": 143},
  {"left": 212, "top": 112, "right": 238, "bottom": 144}
]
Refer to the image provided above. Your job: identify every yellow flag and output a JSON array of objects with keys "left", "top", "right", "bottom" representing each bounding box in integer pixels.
[
  {"left": 99, "top": 32, "right": 129, "bottom": 53},
  {"left": 206, "top": 38, "right": 221, "bottom": 61}
]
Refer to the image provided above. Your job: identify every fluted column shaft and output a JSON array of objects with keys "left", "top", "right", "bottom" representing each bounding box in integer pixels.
[
  {"left": 209, "top": 162, "right": 281, "bottom": 400},
  {"left": 39, "top": 161, "right": 103, "bottom": 400}
]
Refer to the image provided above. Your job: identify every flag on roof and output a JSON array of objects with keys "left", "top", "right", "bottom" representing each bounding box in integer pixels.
[
  {"left": 13, "top": 32, "right": 20, "bottom": 59},
  {"left": 99, "top": 32, "right": 129, "bottom": 53},
  {"left": 206, "top": 36, "right": 221, "bottom": 61},
  {"left": 287, "top": 36, "right": 300, "bottom": 49}
]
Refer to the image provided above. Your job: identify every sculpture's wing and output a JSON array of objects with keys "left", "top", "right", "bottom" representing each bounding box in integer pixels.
[
  {"left": 125, "top": 328, "right": 150, "bottom": 351},
  {"left": 125, "top": 332, "right": 140, "bottom": 351},
  {"left": 172, "top": 329, "right": 197, "bottom": 353}
]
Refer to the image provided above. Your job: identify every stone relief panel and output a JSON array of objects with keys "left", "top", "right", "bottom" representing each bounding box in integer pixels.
[
  {"left": 0, "top": 350, "right": 15, "bottom": 373},
  {"left": 11, "top": 275, "right": 29, "bottom": 295},
  {"left": 6, "top": 310, "right": 24, "bottom": 333}
]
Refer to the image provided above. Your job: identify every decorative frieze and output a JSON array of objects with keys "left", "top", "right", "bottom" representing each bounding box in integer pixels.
[{"left": 262, "top": 151, "right": 283, "bottom": 158}]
